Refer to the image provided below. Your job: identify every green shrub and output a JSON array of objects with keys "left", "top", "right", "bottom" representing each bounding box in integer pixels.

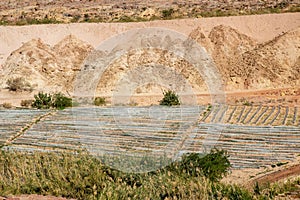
[
  {"left": 52, "top": 92, "right": 72, "bottom": 110},
  {"left": 167, "top": 148, "right": 231, "bottom": 182},
  {"left": 197, "top": 149, "right": 231, "bottom": 182},
  {"left": 94, "top": 97, "right": 106, "bottom": 106},
  {"left": 32, "top": 92, "right": 52, "bottom": 109},
  {"left": 6, "top": 77, "right": 33, "bottom": 92},
  {"left": 176, "top": 149, "right": 231, "bottom": 182},
  {"left": 159, "top": 90, "right": 180, "bottom": 106},
  {"left": 32, "top": 92, "right": 72, "bottom": 109}
]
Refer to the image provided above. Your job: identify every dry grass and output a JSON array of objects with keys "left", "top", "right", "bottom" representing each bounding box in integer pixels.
[
  {"left": 0, "top": 150, "right": 298, "bottom": 199},
  {"left": 0, "top": 150, "right": 239, "bottom": 200}
]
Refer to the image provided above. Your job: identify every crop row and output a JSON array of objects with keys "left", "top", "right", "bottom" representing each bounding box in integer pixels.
[
  {"left": 1, "top": 106, "right": 299, "bottom": 169},
  {"left": 202, "top": 105, "right": 299, "bottom": 126}
]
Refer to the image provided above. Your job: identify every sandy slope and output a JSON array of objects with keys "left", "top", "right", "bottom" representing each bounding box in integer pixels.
[{"left": 0, "top": 12, "right": 299, "bottom": 67}]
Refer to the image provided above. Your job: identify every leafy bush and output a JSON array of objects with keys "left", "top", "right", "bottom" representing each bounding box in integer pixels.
[
  {"left": 196, "top": 149, "right": 231, "bottom": 182},
  {"left": 32, "top": 92, "right": 72, "bottom": 109},
  {"left": 159, "top": 90, "right": 180, "bottom": 106},
  {"left": 21, "top": 99, "right": 33, "bottom": 107},
  {"left": 32, "top": 92, "right": 52, "bottom": 109},
  {"left": 6, "top": 77, "right": 33, "bottom": 92},
  {"left": 52, "top": 92, "right": 72, "bottom": 110},
  {"left": 94, "top": 97, "right": 106, "bottom": 106},
  {"left": 173, "top": 149, "right": 231, "bottom": 182}
]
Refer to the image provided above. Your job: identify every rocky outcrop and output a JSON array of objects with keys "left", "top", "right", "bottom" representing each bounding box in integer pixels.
[
  {"left": 189, "top": 25, "right": 300, "bottom": 91},
  {"left": 0, "top": 35, "right": 93, "bottom": 93},
  {"left": 0, "top": 25, "right": 299, "bottom": 97}
]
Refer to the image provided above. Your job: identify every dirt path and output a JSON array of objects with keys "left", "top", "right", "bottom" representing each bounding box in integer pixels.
[{"left": 253, "top": 164, "right": 300, "bottom": 186}]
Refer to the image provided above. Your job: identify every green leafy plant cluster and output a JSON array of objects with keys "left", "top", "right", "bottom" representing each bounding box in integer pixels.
[
  {"left": 159, "top": 90, "right": 180, "bottom": 106},
  {"left": 168, "top": 148, "right": 231, "bottom": 182},
  {"left": 32, "top": 92, "right": 72, "bottom": 109}
]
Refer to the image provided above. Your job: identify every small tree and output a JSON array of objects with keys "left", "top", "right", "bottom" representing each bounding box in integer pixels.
[{"left": 159, "top": 90, "right": 180, "bottom": 106}]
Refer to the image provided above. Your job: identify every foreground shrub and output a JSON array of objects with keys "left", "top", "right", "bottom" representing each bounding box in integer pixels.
[
  {"left": 6, "top": 77, "right": 33, "bottom": 92},
  {"left": 159, "top": 90, "right": 180, "bottom": 106},
  {"left": 197, "top": 149, "right": 231, "bottom": 182},
  {"left": 170, "top": 148, "right": 231, "bottom": 182}
]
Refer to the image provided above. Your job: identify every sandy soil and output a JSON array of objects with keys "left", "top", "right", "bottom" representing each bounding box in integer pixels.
[
  {"left": 1, "top": 87, "right": 299, "bottom": 107},
  {"left": 223, "top": 156, "right": 300, "bottom": 188}
]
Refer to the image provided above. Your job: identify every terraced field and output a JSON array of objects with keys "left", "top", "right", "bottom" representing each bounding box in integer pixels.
[
  {"left": 0, "top": 109, "right": 49, "bottom": 146},
  {"left": 0, "top": 105, "right": 299, "bottom": 169}
]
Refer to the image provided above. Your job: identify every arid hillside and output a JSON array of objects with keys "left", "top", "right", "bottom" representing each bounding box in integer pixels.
[
  {"left": 0, "top": 13, "right": 299, "bottom": 106},
  {"left": 0, "top": 0, "right": 299, "bottom": 25}
]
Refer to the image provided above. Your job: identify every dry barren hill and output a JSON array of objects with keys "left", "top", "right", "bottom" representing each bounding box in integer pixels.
[
  {"left": 0, "top": 13, "right": 299, "bottom": 106},
  {"left": 0, "top": 36, "right": 93, "bottom": 93}
]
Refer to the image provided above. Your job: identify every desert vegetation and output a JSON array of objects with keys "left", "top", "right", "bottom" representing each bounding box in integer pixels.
[
  {"left": 0, "top": 1, "right": 299, "bottom": 199},
  {"left": 94, "top": 97, "right": 106, "bottom": 106},
  {"left": 0, "top": 0, "right": 298, "bottom": 25},
  {"left": 6, "top": 77, "right": 33, "bottom": 92},
  {"left": 0, "top": 149, "right": 233, "bottom": 199},
  {"left": 0, "top": 149, "right": 298, "bottom": 199},
  {"left": 32, "top": 92, "right": 72, "bottom": 110},
  {"left": 159, "top": 90, "right": 180, "bottom": 106}
]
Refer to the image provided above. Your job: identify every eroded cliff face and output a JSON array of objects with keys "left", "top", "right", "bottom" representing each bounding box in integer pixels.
[{"left": 0, "top": 35, "right": 93, "bottom": 93}]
